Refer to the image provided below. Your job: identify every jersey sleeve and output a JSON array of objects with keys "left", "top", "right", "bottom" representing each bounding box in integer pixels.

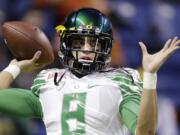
[
  {"left": 120, "top": 96, "right": 140, "bottom": 135},
  {"left": 0, "top": 88, "right": 43, "bottom": 118},
  {"left": 120, "top": 68, "right": 142, "bottom": 135},
  {"left": 110, "top": 68, "right": 143, "bottom": 135}
]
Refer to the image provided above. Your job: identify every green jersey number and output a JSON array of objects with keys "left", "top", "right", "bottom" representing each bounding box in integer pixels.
[{"left": 61, "top": 93, "right": 86, "bottom": 135}]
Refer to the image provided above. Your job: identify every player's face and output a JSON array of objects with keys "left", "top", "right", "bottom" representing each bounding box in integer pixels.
[{"left": 71, "top": 36, "right": 101, "bottom": 61}]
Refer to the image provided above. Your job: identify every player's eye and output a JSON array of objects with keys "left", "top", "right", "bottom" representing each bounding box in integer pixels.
[
  {"left": 72, "top": 45, "right": 81, "bottom": 49},
  {"left": 73, "top": 39, "right": 84, "bottom": 44},
  {"left": 71, "top": 39, "right": 84, "bottom": 49}
]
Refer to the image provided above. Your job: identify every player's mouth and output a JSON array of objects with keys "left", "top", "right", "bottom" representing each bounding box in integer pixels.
[
  {"left": 78, "top": 56, "right": 94, "bottom": 63},
  {"left": 80, "top": 56, "right": 93, "bottom": 60}
]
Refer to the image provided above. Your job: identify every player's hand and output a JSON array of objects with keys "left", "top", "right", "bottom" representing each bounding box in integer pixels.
[
  {"left": 9, "top": 51, "right": 46, "bottom": 73},
  {"left": 139, "top": 36, "right": 180, "bottom": 73}
]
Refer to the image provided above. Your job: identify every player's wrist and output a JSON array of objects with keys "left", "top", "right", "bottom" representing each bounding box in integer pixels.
[
  {"left": 3, "top": 64, "right": 21, "bottom": 79},
  {"left": 143, "top": 72, "right": 157, "bottom": 90}
]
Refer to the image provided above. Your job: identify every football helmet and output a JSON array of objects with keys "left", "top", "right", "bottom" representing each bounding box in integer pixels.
[{"left": 56, "top": 8, "right": 113, "bottom": 76}]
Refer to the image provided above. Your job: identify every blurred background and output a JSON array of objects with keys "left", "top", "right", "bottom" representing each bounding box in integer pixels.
[{"left": 0, "top": 0, "right": 180, "bottom": 135}]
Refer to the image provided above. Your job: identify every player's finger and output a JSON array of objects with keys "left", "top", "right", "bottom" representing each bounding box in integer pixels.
[
  {"left": 164, "top": 45, "right": 180, "bottom": 58},
  {"left": 161, "top": 39, "right": 171, "bottom": 52},
  {"left": 167, "top": 39, "right": 180, "bottom": 53},
  {"left": 173, "top": 39, "right": 180, "bottom": 47},
  {"left": 139, "top": 42, "right": 148, "bottom": 55},
  {"left": 171, "top": 36, "right": 178, "bottom": 45},
  {"left": 170, "top": 45, "right": 180, "bottom": 54},
  {"left": 31, "top": 51, "right": 42, "bottom": 62},
  {"left": 170, "top": 36, "right": 178, "bottom": 47}
]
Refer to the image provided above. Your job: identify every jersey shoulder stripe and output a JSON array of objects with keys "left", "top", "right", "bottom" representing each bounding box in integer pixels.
[{"left": 104, "top": 67, "right": 143, "bottom": 98}]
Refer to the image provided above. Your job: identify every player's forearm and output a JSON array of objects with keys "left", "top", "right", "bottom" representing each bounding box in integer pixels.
[
  {"left": 0, "top": 65, "right": 21, "bottom": 89},
  {"left": 0, "top": 71, "right": 15, "bottom": 89},
  {"left": 0, "top": 71, "right": 14, "bottom": 89},
  {"left": 136, "top": 72, "right": 158, "bottom": 135},
  {"left": 136, "top": 90, "right": 157, "bottom": 135}
]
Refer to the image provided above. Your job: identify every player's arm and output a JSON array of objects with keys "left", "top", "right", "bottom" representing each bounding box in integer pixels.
[
  {"left": 0, "top": 51, "right": 44, "bottom": 118},
  {"left": 136, "top": 37, "right": 180, "bottom": 135},
  {"left": 0, "top": 51, "right": 44, "bottom": 89},
  {"left": 0, "top": 88, "right": 43, "bottom": 118},
  {"left": 0, "top": 69, "right": 14, "bottom": 89}
]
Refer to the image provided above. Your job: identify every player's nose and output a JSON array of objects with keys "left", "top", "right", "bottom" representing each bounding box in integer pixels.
[
  {"left": 82, "top": 43, "right": 92, "bottom": 54},
  {"left": 83, "top": 43, "right": 92, "bottom": 51}
]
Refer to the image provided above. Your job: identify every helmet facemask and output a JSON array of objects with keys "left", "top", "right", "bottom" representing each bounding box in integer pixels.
[{"left": 59, "top": 29, "right": 112, "bottom": 76}]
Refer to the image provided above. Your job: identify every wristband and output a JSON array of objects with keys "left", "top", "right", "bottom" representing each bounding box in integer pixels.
[
  {"left": 143, "top": 72, "right": 157, "bottom": 90},
  {"left": 3, "top": 65, "right": 21, "bottom": 79}
]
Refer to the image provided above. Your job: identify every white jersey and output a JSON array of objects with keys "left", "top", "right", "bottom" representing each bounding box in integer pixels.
[{"left": 31, "top": 68, "right": 142, "bottom": 135}]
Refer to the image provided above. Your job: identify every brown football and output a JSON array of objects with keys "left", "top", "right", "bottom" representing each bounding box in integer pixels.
[{"left": 2, "top": 21, "right": 54, "bottom": 65}]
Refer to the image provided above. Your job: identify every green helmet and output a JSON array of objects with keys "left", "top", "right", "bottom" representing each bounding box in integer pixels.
[{"left": 56, "top": 8, "right": 113, "bottom": 76}]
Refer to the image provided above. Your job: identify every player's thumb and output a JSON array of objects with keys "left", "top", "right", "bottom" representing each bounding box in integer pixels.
[
  {"left": 139, "top": 42, "right": 148, "bottom": 55},
  {"left": 31, "top": 51, "right": 42, "bottom": 63}
]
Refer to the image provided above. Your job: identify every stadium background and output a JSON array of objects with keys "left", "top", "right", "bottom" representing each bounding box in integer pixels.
[{"left": 0, "top": 0, "right": 180, "bottom": 135}]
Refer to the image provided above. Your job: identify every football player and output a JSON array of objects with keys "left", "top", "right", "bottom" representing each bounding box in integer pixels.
[{"left": 0, "top": 8, "right": 180, "bottom": 135}]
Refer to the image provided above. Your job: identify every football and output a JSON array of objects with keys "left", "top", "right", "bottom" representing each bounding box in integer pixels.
[{"left": 2, "top": 21, "right": 54, "bottom": 65}]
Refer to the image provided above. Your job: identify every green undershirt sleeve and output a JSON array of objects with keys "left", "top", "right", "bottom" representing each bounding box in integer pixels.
[
  {"left": 0, "top": 88, "right": 43, "bottom": 118},
  {"left": 119, "top": 97, "right": 140, "bottom": 135}
]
